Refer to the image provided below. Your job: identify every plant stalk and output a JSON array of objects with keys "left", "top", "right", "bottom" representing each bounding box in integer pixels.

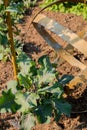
[{"left": 4, "top": 0, "right": 17, "bottom": 80}]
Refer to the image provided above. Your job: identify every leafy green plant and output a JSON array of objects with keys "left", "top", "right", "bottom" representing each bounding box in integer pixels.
[
  {"left": 41, "top": 0, "right": 87, "bottom": 19},
  {"left": 0, "top": 54, "right": 72, "bottom": 130},
  {"left": 0, "top": 0, "right": 37, "bottom": 62},
  {"left": 0, "top": 0, "right": 37, "bottom": 79},
  {"left": 0, "top": 1, "right": 72, "bottom": 130},
  {"left": 0, "top": 2, "right": 9, "bottom": 61}
]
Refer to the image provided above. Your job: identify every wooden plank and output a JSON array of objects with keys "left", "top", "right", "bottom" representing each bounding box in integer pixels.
[
  {"left": 33, "top": 14, "right": 87, "bottom": 56},
  {"left": 33, "top": 23, "right": 87, "bottom": 70},
  {"left": 58, "top": 49, "right": 86, "bottom": 70}
]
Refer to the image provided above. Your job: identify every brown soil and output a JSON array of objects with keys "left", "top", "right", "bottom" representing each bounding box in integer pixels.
[{"left": 0, "top": 1, "right": 87, "bottom": 130}]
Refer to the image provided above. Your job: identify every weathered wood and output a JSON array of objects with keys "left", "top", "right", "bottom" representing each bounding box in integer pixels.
[
  {"left": 33, "top": 14, "right": 87, "bottom": 57},
  {"left": 33, "top": 14, "right": 87, "bottom": 89}
]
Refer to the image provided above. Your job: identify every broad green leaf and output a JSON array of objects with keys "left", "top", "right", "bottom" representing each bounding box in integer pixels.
[
  {"left": 37, "top": 55, "right": 57, "bottom": 87},
  {"left": 17, "top": 52, "right": 31, "bottom": 75},
  {"left": 7, "top": 80, "right": 18, "bottom": 94},
  {"left": 27, "top": 93, "right": 39, "bottom": 109},
  {"left": 21, "top": 113, "right": 36, "bottom": 130},
  {"left": 18, "top": 74, "right": 32, "bottom": 89},
  {"left": 17, "top": 52, "right": 36, "bottom": 76},
  {"left": 53, "top": 99, "right": 71, "bottom": 117},
  {"left": 15, "top": 92, "right": 30, "bottom": 113},
  {"left": 0, "top": 89, "right": 20, "bottom": 113},
  {"left": 15, "top": 92, "right": 39, "bottom": 112},
  {"left": 35, "top": 104, "right": 52, "bottom": 124},
  {"left": 37, "top": 72, "right": 56, "bottom": 87}
]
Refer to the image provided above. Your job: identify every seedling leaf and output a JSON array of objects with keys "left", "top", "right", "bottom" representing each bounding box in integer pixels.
[
  {"left": 53, "top": 99, "right": 72, "bottom": 117},
  {"left": 35, "top": 104, "right": 52, "bottom": 124},
  {"left": 15, "top": 92, "right": 30, "bottom": 113},
  {"left": 37, "top": 55, "right": 57, "bottom": 87},
  {"left": 18, "top": 74, "right": 32, "bottom": 89},
  {"left": 7, "top": 80, "right": 18, "bottom": 94},
  {"left": 0, "top": 89, "right": 20, "bottom": 113}
]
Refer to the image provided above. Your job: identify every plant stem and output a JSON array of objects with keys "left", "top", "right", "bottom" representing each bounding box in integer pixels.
[{"left": 4, "top": 0, "right": 17, "bottom": 80}]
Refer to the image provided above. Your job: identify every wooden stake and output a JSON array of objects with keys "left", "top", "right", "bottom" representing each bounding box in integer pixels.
[{"left": 4, "top": 0, "right": 17, "bottom": 80}]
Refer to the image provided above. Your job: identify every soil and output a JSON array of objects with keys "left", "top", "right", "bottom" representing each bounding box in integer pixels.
[{"left": 0, "top": 1, "right": 87, "bottom": 130}]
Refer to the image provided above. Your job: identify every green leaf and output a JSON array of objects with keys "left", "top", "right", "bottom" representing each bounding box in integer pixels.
[
  {"left": 37, "top": 72, "right": 56, "bottom": 87},
  {"left": 27, "top": 93, "right": 39, "bottom": 109},
  {"left": 38, "top": 55, "right": 51, "bottom": 66},
  {"left": 59, "top": 74, "right": 74, "bottom": 85},
  {"left": 35, "top": 104, "right": 52, "bottom": 124},
  {"left": 0, "top": 89, "right": 20, "bottom": 113},
  {"left": 37, "top": 55, "right": 57, "bottom": 87},
  {"left": 15, "top": 92, "right": 30, "bottom": 113},
  {"left": 17, "top": 52, "right": 31, "bottom": 75},
  {"left": 15, "top": 92, "right": 39, "bottom": 112},
  {"left": 0, "top": 33, "right": 8, "bottom": 45},
  {"left": 53, "top": 99, "right": 71, "bottom": 117},
  {"left": 7, "top": 80, "right": 18, "bottom": 94},
  {"left": 18, "top": 74, "right": 32, "bottom": 89},
  {"left": 17, "top": 52, "right": 36, "bottom": 76},
  {"left": 21, "top": 113, "right": 36, "bottom": 130}
]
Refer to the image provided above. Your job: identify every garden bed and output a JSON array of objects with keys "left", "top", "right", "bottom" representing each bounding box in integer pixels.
[{"left": 0, "top": 1, "right": 87, "bottom": 130}]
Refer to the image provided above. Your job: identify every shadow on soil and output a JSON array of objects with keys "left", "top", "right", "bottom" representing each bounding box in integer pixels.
[
  {"left": 69, "top": 87, "right": 87, "bottom": 129},
  {"left": 23, "top": 42, "right": 41, "bottom": 57}
]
